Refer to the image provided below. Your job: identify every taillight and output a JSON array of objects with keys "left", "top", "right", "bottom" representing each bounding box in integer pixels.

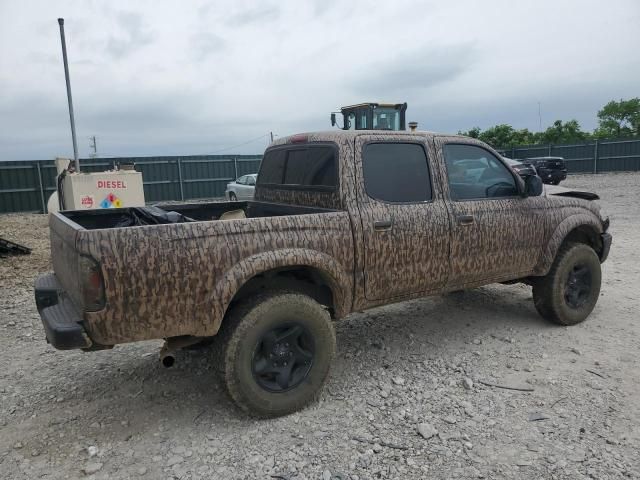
[{"left": 79, "top": 256, "right": 105, "bottom": 311}]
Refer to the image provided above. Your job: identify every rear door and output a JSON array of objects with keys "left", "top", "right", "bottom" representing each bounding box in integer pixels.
[
  {"left": 355, "top": 135, "right": 451, "bottom": 301},
  {"left": 436, "top": 139, "right": 547, "bottom": 287}
]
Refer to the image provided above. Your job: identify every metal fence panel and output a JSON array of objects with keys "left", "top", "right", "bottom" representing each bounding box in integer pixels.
[
  {"left": 0, "top": 161, "right": 42, "bottom": 213},
  {"left": 0, "top": 155, "right": 265, "bottom": 213},
  {"left": 237, "top": 158, "right": 262, "bottom": 177},
  {"left": 506, "top": 145, "right": 548, "bottom": 159},
  {"left": 598, "top": 140, "right": 640, "bottom": 172},
  {"left": 1, "top": 141, "right": 638, "bottom": 214},
  {"left": 549, "top": 143, "right": 594, "bottom": 174},
  {"left": 182, "top": 157, "right": 234, "bottom": 200},
  {"left": 503, "top": 138, "right": 640, "bottom": 175}
]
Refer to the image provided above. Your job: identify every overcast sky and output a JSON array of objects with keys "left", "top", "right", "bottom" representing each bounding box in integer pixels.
[{"left": 1, "top": 0, "right": 639, "bottom": 160}]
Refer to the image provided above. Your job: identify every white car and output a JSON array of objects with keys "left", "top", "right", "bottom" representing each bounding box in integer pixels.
[{"left": 225, "top": 174, "right": 257, "bottom": 201}]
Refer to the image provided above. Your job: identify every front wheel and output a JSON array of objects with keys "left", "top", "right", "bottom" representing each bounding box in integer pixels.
[
  {"left": 221, "top": 291, "right": 336, "bottom": 417},
  {"left": 229, "top": 192, "right": 237, "bottom": 201},
  {"left": 532, "top": 243, "right": 601, "bottom": 325}
]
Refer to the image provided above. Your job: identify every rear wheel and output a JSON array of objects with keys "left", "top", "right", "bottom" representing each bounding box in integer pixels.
[
  {"left": 221, "top": 291, "right": 336, "bottom": 417},
  {"left": 532, "top": 243, "right": 601, "bottom": 325}
]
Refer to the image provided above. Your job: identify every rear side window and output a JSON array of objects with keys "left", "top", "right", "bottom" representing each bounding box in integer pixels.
[
  {"left": 258, "top": 149, "right": 286, "bottom": 184},
  {"left": 363, "top": 143, "right": 432, "bottom": 202},
  {"left": 258, "top": 146, "right": 337, "bottom": 188}
]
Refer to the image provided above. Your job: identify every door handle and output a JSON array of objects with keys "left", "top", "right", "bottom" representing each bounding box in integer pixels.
[
  {"left": 373, "top": 219, "right": 393, "bottom": 231},
  {"left": 457, "top": 214, "right": 475, "bottom": 225}
]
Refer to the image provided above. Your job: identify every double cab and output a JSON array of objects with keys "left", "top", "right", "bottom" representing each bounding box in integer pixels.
[{"left": 35, "top": 130, "right": 611, "bottom": 417}]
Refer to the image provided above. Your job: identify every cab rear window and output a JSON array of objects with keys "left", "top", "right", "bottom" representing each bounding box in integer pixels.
[{"left": 258, "top": 145, "right": 337, "bottom": 189}]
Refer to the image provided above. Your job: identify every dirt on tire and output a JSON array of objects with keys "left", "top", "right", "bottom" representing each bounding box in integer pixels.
[
  {"left": 222, "top": 291, "right": 336, "bottom": 418},
  {"left": 533, "top": 242, "right": 602, "bottom": 325}
]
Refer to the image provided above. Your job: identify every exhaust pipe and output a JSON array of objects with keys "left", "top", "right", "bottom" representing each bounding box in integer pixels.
[
  {"left": 159, "top": 336, "right": 204, "bottom": 368},
  {"left": 160, "top": 352, "right": 176, "bottom": 368}
]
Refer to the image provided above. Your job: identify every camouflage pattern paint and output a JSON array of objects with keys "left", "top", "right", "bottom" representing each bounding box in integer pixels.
[{"left": 46, "top": 130, "right": 607, "bottom": 347}]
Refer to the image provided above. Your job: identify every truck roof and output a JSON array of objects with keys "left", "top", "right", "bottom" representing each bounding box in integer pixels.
[
  {"left": 340, "top": 102, "right": 403, "bottom": 109},
  {"left": 272, "top": 130, "right": 456, "bottom": 146}
]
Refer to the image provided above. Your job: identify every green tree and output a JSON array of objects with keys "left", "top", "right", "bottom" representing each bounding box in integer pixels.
[
  {"left": 511, "top": 128, "right": 540, "bottom": 146},
  {"left": 458, "top": 126, "right": 481, "bottom": 138},
  {"left": 458, "top": 125, "right": 540, "bottom": 148},
  {"left": 594, "top": 98, "right": 640, "bottom": 138},
  {"left": 539, "top": 119, "right": 590, "bottom": 144},
  {"left": 476, "top": 124, "right": 517, "bottom": 147}
]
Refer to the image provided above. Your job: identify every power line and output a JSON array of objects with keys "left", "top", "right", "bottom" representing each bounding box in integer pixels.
[
  {"left": 79, "top": 133, "right": 274, "bottom": 158},
  {"left": 206, "top": 133, "right": 271, "bottom": 155}
]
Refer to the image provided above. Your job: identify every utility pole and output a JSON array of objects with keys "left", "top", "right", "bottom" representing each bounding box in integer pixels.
[
  {"left": 270, "top": 131, "right": 274, "bottom": 143},
  {"left": 538, "top": 102, "right": 542, "bottom": 131},
  {"left": 58, "top": 18, "right": 80, "bottom": 172},
  {"left": 89, "top": 135, "right": 98, "bottom": 158}
]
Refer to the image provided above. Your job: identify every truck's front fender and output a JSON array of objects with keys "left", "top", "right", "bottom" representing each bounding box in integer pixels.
[
  {"left": 207, "top": 248, "right": 352, "bottom": 335},
  {"left": 534, "top": 212, "right": 604, "bottom": 276}
]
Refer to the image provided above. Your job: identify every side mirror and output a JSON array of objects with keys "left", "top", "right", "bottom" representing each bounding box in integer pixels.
[
  {"left": 330, "top": 113, "right": 336, "bottom": 127},
  {"left": 524, "top": 175, "right": 543, "bottom": 197}
]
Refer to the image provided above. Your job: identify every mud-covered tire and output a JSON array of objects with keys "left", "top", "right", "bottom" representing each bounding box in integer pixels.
[
  {"left": 532, "top": 243, "right": 601, "bottom": 325},
  {"left": 221, "top": 291, "right": 336, "bottom": 418}
]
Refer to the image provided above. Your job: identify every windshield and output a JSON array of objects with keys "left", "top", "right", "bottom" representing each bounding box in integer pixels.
[{"left": 373, "top": 108, "right": 401, "bottom": 130}]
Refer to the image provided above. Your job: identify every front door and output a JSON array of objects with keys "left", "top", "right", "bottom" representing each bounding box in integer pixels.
[
  {"left": 435, "top": 139, "right": 547, "bottom": 287},
  {"left": 355, "top": 136, "right": 451, "bottom": 301}
]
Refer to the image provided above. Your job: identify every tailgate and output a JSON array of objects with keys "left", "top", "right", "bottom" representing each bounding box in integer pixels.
[{"left": 49, "top": 212, "right": 87, "bottom": 310}]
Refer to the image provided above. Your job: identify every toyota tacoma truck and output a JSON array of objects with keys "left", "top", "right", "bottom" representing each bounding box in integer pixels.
[{"left": 35, "top": 130, "right": 612, "bottom": 417}]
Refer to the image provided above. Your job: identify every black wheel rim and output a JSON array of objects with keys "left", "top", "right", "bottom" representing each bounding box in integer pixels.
[
  {"left": 564, "top": 263, "right": 592, "bottom": 309},
  {"left": 251, "top": 323, "right": 315, "bottom": 393}
]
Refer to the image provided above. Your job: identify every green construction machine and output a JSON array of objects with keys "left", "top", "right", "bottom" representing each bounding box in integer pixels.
[{"left": 330, "top": 102, "right": 411, "bottom": 131}]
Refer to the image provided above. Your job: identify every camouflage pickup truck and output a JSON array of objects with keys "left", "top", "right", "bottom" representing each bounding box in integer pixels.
[{"left": 35, "top": 130, "right": 611, "bottom": 417}]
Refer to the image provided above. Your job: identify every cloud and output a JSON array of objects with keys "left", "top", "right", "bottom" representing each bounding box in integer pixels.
[
  {"left": 0, "top": 0, "right": 639, "bottom": 160},
  {"left": 351, "top": 44, "right": 476, "bottom": 96},
  {"left": 190, "top": 32, "right": 226, "bottom": 61},
  {"left": 227, "top": 5, "right": 280, "bottom": 26},
  {"left": 311, "top": 0, "right": 340, "bottom": 16},
  {"left": 105, "top": 12, "right": 154, "bottom": 59}
]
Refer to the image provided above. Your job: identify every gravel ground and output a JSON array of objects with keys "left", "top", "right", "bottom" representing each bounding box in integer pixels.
[{"left": 1, "top": 172, "right": 639, "bottom": 480}]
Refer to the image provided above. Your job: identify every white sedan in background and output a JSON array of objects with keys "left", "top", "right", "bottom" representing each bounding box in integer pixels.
[{"left": 225, "top": 174, "right": 257, "bottom": 201}]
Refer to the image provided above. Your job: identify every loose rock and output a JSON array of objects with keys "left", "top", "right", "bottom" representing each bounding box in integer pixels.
[
  {"left": 166, "top": 456, "right": 184, "bottom": 467},
  {"left": 86, "top": 445, "right": 98, "bottom": 457},
  {"left": 417, "top": 423, "right": 438, "bottom": 439},
  {"left": 82, "top": 462, "right": 103, "bottom": 475}
]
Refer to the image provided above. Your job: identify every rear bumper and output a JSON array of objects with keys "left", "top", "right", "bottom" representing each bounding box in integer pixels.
[
  {"left": 34, "top": 273, "right": 92, "bottom": 350},
  {"left": 600, "top": 232, "right": 612, "bottom": 263}
]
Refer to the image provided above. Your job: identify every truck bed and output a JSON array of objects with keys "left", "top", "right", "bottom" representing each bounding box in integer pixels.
[
  {"left": 62, "top": 200, "right": 338, "bottom": 230},
  {"left": 46, "top": 200, "right": 354, "bottom": 347}
]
